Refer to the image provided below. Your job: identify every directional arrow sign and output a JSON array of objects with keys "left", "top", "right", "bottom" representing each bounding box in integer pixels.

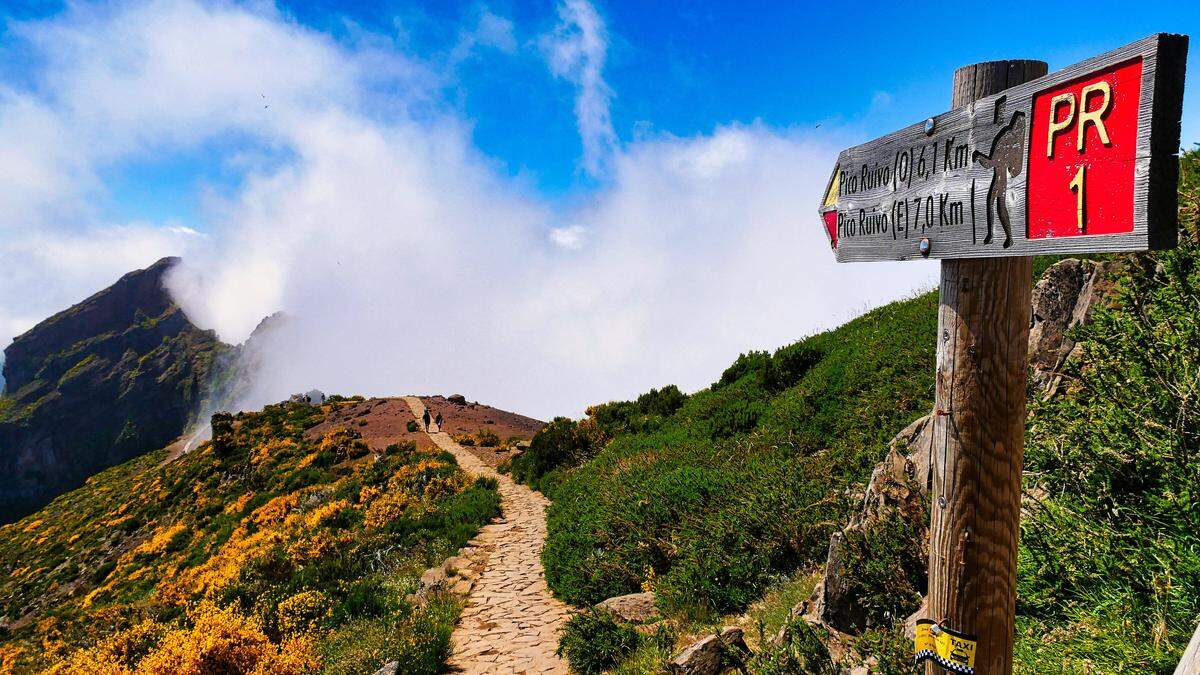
[{"left": 819, "top": 34, "right": 1188, "bottom": 262}]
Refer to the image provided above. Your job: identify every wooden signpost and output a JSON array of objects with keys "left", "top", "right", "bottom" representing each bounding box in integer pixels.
[{"left": 819, "top": 34, "right": 1188, "bottom": 675}]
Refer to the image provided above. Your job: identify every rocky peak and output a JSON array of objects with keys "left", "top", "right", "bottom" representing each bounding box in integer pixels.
[
  {"left": 3, "top": 257, "right": 181, "bottom": 394},
  {"left": 0, "top": 257, "right": 231, "bottom": 523}
]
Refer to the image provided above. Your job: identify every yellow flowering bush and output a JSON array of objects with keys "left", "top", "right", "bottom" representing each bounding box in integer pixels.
[
  {"left": 387, "top": 459, "right": 449, "bottom": 492},
  {"left": 424, "top": 474, "right": 470, "bottom": 500},
  {"left": 251, "top": 494, "right": 300, "bottom": 526},
  {"left": 285, "top": 531, "right": 345, "bottom": 563},
  {"left": 277, "top": 590, "right": 331, "bottom": 635},
  {"left": 318, "top": 428, "right": 371, "bottom": 463},
  {"left": 358, "top": 485, "right": 382, "bottom": 504},
  {"left": 363, "top": 492, "right": 420, "bottom": 530},
  {"left": 133, "top": 523, "right": 189, "bottom": 558},
  {"left": 122, "top": 602, "right": 314, "bottom": 674},
  {"left": 303, "top": 499, "right": 353, "bottom": 529}
]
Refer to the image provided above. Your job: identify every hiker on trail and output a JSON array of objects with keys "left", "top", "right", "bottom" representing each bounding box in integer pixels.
[
  {"left": 434, "top": 413, "right": 443, "bottom": 430},
  {"left": 422, "top": 409, "right": 431, "bottom": 430}
]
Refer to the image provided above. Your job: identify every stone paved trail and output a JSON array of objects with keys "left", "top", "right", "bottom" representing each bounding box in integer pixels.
[{"left": 402, "top": 397, "right": 570, "bottom": 674}]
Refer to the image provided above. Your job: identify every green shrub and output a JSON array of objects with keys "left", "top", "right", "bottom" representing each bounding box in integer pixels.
[
  {"left": 746, "top": 614, "right": 836, "bottom": 674},
  {"left": 384, "top": 440, "right": 417, "bottom": 459},
  {"left": 851, "top": 627, "right": 913, "bottom": 675},
  {"left": 210, "top": 411, "right": 235, "bottom": 455},
  {"left": 406, "top": 420, "right": 420, "bottom": 433},
  {"left": 556, "top": 609, "right": 641, "bottom": 674},
  {"left": 834, "top": 515, "right": 926, "bottom": 631},
  {"left": 509, "top": 417, "right": 600, "bottom": 488},
  {"left": 475, "top": 428, "right": 501, "bottom": 447},
  {"left": 513, "top": 386, "right": 689, "bottom": 491}
]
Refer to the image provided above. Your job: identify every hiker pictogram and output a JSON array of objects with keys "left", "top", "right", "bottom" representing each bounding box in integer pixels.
[{"left": 973, "top": 110, "right": 1027, "bottom": 248}]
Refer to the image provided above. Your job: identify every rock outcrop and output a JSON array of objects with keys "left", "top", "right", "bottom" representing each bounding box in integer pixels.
[
  {"left": 0, "top": 258, "right": 231, "bottom": 523},
  {"left": 1028, "top": 259, "right": 1111, "bottom": 395},
  {"left": 669, "top": 627, "right": 750, "bottom": 675},
  {"left": 595, "top": 591, "right": 660, "bottom": 624}
]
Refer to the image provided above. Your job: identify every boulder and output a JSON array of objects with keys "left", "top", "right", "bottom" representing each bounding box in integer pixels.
[
  {"left": 448, "top": 394, "right": 467, "bottom": 405},
  {"left": 418, "top": 566, "right": 448, "bottom": 594},
  {"left": 372, "top": 662, "right": 398, "bottom": 675},
  {"left": 595, "top": 592, "right": 659, "bottom": 624},
  {"left": 668, "top": 627, "right": 749, "bottom": 675},
  {"left": 1029, "top": 259, "right": 1110, "bottom": 395},
  {"left": 889, "top": 414, "right": 934, "bottom": 494}
]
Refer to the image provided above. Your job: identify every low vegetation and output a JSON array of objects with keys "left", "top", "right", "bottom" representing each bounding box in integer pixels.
[
  {"left": 556, "top": 609, "right": 642, "bottom": 674},
  {"left": 0, "top": 399, "right": 500, "bottom": 673}
]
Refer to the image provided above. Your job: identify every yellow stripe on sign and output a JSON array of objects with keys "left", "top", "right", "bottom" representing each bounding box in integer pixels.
[
  {"left": 823, "top": 167, "right": 839, "bottom": 208},
  {"left": 914, "top": 620, "right": 977, "bottom": 674}
]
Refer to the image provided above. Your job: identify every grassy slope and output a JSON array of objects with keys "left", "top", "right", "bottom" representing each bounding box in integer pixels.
[
  {"left": 536, "top": 152, "right": 1200, "bottom": 672},
  {"left": 0, "top": 399, "right": 500, "bottom": 673},
  {"left": 539, "top": 290, "right": 939, "bottom": 617}
]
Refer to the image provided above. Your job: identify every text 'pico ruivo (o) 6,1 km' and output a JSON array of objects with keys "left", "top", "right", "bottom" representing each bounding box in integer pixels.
[{"left": 818, "top": 33, "right": 1188, "bottom": 263}]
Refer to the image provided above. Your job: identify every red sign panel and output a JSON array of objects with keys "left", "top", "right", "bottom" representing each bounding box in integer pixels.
[
  {"left": 1027, "top": 59, "right": 1143, "bottom": 239},
  {"left": 823, "top": 210, "right": 838, "bottom": 249}
]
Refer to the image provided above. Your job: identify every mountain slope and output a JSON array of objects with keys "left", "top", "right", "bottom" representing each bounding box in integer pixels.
[
  {"left": 0, "top": 395, "right": 538, "bottom": 673},
  {"left": 527, "top": 151, "right": 1200, "bottom": 672},
  {"left": 0, "top": 257, "right": 230, "bottom": 523}
]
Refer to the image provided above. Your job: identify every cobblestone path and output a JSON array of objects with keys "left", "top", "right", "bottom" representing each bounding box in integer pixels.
[{"left": 402, "top": 397, "right": 570, "bottom": 674}]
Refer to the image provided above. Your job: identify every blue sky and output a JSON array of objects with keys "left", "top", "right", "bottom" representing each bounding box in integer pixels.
[
  {"left": 1, "top": 0, "right": 1198, "bottom": 415},
  {"left": 6, "top": 0, "right": 1197, "bottom": 228}
]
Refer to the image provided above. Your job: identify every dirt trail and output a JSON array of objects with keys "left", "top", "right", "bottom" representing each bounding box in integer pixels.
[{"left": 402, "top": 397, "right": 570, "bottom": 674}]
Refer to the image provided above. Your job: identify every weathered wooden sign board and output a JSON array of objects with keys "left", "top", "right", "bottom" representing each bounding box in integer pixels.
[{"left": 819, "top": 34, "right": 1188, "bottom": 262}]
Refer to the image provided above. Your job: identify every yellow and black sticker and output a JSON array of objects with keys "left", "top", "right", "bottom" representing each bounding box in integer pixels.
[{"left": 914, "top": 619, "right": 977, "bottom": 674}]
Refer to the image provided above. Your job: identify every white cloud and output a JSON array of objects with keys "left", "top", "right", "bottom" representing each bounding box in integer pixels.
[
  {"left": 0, "top": 0, "right": 936, "bottom": 419},
  {"left": 450, "top": 6, "right": 517, "bottom": 63},
  {"left": 549, "top": 224, "right": 587, "bottom": 250},
  {"left": 540, "top": 0, "right": 617, "bottom": 178}
]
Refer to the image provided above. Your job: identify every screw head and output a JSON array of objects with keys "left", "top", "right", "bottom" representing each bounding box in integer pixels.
[
  {"left": 919, "top": 238, "right": 931, "bottom": 257},
  {"left": 938, "top": 496, "right": 947, "bottom": 509},
  {"left": 924, "top": 117, "right": 936, "bottom": 135}
]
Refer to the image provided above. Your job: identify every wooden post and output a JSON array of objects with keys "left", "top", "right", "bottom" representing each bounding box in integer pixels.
[
  {"left": 927, "top": 60, "right": 1047, "bottom": 675},
  {"left": 1176, "top": 621, "right": 1200, "bottom": 675}
]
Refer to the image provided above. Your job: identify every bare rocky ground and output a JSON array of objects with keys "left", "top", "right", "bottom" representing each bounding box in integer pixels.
[{"left": 304, "top": 395, "right": 543, "bottom": 455}]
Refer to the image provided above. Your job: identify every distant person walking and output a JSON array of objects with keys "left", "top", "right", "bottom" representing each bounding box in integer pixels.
[
  {"left": 422, "top": 408, "right": 431, "bottom": 431},
  {"left": 434, "top": 413, "right": 443, "bottom": 430}
]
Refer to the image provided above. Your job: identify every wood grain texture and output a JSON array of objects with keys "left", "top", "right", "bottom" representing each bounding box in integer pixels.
[
  {"left": 823, "top": 34, "right": 1188, "bottom": 262},
  {"left": 1175, "top": 621, "right": 1200, "bottom": 675},
  {"left": 925, "top": 61, "right": 1042, "bottom": 675}
]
